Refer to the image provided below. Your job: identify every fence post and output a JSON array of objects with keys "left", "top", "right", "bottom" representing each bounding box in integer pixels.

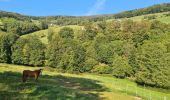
[
  {"left": 136, "top": 86, "right": 137, "bottom": 97},
  {"left": 149, "top": 92, "right": 151, "bottom": 100},
  {"left": 126, "top": 84, "right": 128, "bottom": 95},
  {"left": 164, "top": 96, "right": 166, "bottom": 100},
  {"left": 144, "top": 84, "right": 146, "bottom": 97}
]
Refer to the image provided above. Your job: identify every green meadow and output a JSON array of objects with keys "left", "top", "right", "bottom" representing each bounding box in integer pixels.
[{"left": 0, "top": 63, "right": 169, "bottom": 100}]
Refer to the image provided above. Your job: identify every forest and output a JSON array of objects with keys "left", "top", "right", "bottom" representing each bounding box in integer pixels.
[{"left": 0, "top": 3, "right": 170, "bottom": 91}]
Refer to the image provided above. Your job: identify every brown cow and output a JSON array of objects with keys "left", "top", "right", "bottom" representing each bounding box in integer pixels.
[{"left": 23, "top": 69, "right": 43, "bottom": 82}]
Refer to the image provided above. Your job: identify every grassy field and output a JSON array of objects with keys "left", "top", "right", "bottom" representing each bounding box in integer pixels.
[
  {"left": 127, "top": 12, "right": 169, "bottom": 22},
  {"left": 107, "top": 12, "right": 170, "bottom": 24},
  {"left": 22, "top": 25, "right": 83, "bottom": 44},
  {"left": 0, "top": 63, "right": 170, "bottom": 100}
]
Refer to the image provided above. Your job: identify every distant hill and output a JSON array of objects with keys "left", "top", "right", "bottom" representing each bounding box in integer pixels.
[
  {"left": 111, "top": 3, "right": 170, "bottom": 19},
  {"left": 0, "top": 3, "right": 170, "bottom": 25}
]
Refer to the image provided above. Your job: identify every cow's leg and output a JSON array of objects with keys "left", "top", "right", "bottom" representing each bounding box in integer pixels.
[
  {"left": 35, "top": 74, "right": 39, "bottom": 81},
  {"left": 23, "top": 74, "right": 26, "bottom": 82}
]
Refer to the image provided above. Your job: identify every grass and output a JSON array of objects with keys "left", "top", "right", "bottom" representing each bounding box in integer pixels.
[
  {"left": 156, "top": 16, "right": 170, "bottom": 24},
  {"left": 22, "top": 25, "right": 83, "bottom": 44},
  {"left": 0, "top": 63, "right": 170, "bottom": 100},
  {"left": 107, "top": 12, "right": 170, "bottom": 24},
  {"left": 128, "top": 12, "right": 170, "bottom": 24},
  {"left": 0, "top": 63, "right": 136, "bottom": 100}
]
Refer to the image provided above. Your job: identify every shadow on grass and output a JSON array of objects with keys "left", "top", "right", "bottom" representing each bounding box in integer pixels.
[{"left": 0, "top": 71, "right": 108, "bottom": 100}]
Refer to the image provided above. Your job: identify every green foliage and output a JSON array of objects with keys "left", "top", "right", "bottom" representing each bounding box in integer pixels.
[
  {"left": 121, "top": 20, "right": 150, "bottom": 47},
  {"left": 95, "top": 44, "right": 114, "bottom": 64},
  {"left": 19, "top": 21, "right": 39, "bottom": 35},
  {"left": 1, "top": 18, "right": 41, "bottom": 35},
  {"left": 46, "top": 37, "right": 86, "bottom": 72},
  {"left": 1, "top": 18, "right": 21, "bottom": 34},
  {"left": 0, "top": 3, "right": 170, "bottom": 26},
  {"left": 110, "top": 40, "right": 124, "bottom": 56},
  {"left": 80, "top": 58, "right": 98, "bottom": 72},
  {"left": 58, "top": 27, "right": 74, "bottom": 39},
  {"left": 112, "top": 55, "right": 133, "bottom": 78},
  {"left": 47, "top": 28, "right": 54, "bottom": 42},
  {"left": 12, "top": 36, "right": 45, "bottom": 66},
  {"left": 91, "top": 64, "right": 112, "bottom": 74},
  {"left": 0, "top": 9, "right": 170, "bottom": 90},
  {"left": 38, "top": 21, "right": 48, "bottom": 30},
  {"left": 114, "top": 3, "right": 170, "bottom": 19},
  {"left": 150, "top": 20, "right": 169, "bottom": 33},
  {"left": 83, "top": 23, "right": 97, "bottom": 40},
  {"left": 144, "top": 15, "right": 156, "bottom": 20},
  {"left": 136, "top": 42, "right": 170, "bottom": 89},
  {"left": 0, "top": 33, "right": 18, "bottom": 63},
  {"left": 45, "top": 35, "right": 61, "bottom": 67},
  {"left": 94, "top": 35, "right": 114, "bottom": 65},
  {"left": 105, "top": 20, "right": 121, "bottom": 40}
]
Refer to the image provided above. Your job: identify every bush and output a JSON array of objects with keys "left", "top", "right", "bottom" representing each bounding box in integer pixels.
[
  {"left": 58, "top": 27, "right": 74, "bottom": 39},
  {"left": 80, "top": 58, "right": 98, "bottom": 72},
  {"left": 91, "top": 64, "right": 112, "bottom": 74}
]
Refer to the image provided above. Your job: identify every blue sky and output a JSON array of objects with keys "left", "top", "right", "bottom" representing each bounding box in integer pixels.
[{"left": 0, "top": 0, "right": 170, "bottom": 16}]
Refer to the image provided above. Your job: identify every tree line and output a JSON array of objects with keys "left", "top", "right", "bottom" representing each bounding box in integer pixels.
[
  {"left": 1, "top": 3, "right": 169, "bottom": 26},
  {"left": 0, "top": 19, "right": 170, "bottom": 89},
  {"left": 0, "top": 17, "right": 48, "bottom": 35}
]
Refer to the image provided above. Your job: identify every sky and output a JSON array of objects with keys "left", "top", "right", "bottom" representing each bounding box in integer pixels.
[{"left": 0, "top": 0, "right": 170, "bottom": 16}]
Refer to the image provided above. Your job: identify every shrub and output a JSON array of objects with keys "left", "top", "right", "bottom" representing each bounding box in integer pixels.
[
  {"left": 58, "top": 27, "right": 74, "bottom": 39},
  {"left": 91, "top": 63, "right": 112, "bottom": 74},
  {"left": 80, "top": 58, "right": 98, "bottom": 72}
]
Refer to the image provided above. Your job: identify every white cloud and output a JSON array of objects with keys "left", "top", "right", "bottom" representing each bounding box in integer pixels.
[{"left": 86, "top": 0, "right": 106, "bottom": 16}]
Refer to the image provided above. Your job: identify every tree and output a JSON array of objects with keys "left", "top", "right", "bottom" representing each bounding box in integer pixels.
[
  {"left": 112, "top": 55, "right": 133, "bottom": 78},
  {"left": 1, "top": 18, "right": 21, "bottom": 34},
  {"left": 131, "top": 20, "right": 150, "bottom": 47},
  {"left": 20, "top": 21, "right": 39, "bottom": 35},
  {"left": 1, "top": 18, "right": 41, "bottom": 35},
  {"left": 38, "top": 21, "right": 48, "bottom": 30},
  {"left": 58, "top": 27, "right": 74, "bottom": 39},
  {"left": 47, "top": 28, "right": 54, "bottom": 42},
  {"left": 12, "top": 36, "right": 45, "bottom": 66},
  {"left": 97, "top": 21, "right": 107, "bottom": 33},
  {"left": 136, "top": 42, "right": 170, "bottom": 88},
  {"left": 81, "top": 58, "right": 98, "bottom": 72},
  {"left": 95, "top": 44, "right": 114, "bottom": 65},
  {"left": 105, "top": 20, "right": 121, "bottom": 40},
  {"left": 106, "top": 20, "right": 121, "bottom": 33},
  {"left": 94, "top": 35, "right": 114, "bottom": 65},
  {"left": 46, "top": 37, "right": 86, "bottom": 72},
  {"left": 83, "top": 22, "right": 97, "bottom": 40},
  {"left": 11, "top": 37, "right": 28, "bottom": 65},
  {"left": 122, "top": 19, "right": 134, "bottom": 33},
  {"left": 0, "top": 33, "right": 18, "bottom": 63}
]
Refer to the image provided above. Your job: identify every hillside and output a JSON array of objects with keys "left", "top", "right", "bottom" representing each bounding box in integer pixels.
[
  {"left": 0, "top": 3, "right": 170, "bottom": 25},
  {"left": 0, "top": 63, "right": 170, "bottom": 100},
  {"left": 0, "top": 2, "right": 170, "bottom": 100},
  {"left": 21, "top": 25, "right": 83, "bottom": 44},
  {"left": 116, "top": 12, "right": 170, "bottom": 24}
]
